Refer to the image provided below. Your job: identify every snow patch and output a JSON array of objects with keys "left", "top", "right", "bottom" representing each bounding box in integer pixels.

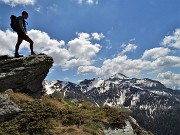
[
  {"left": 150, "top": 90, "right": 169, "bottom": 96},
  {"left": 131, "top": 94, "right": 140, "bottom": 107},
  {"left": 118, "top": 90, "right": 127, "bottom": 105},
  {"left": 83, "top": 78, "right": 104, "bottom": 92},
  {"left": 103, "top": 90, "right": 127, "bottom": 107},
  {"left": 44, "top": 80, "right": 58, "bottom": 95}
]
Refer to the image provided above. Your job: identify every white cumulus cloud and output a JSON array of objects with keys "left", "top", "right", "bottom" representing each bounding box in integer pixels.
[
  {"left": 0, "top": 29, "right": 17, "bottom": 55},
  {"left": 142, "top": 47, "right": 171, "bottom": 59},
  {"left": 161, "top": 28, "right": 180, "bottom": 49},
  {"left": 77, "top": 28, "right": 180, "bottom": 79},
  {"left": 158, "top": 71, "right": 180, "bottom": 90},
  {"left": 78, "top": 55, "right": 151, "bottom": 78},
  {"left": 0, "top": 0, "right": 36, "bottom": 7},
  {"left": 78, "top": 53, "right": 180, "bottom": 81},
  {"left": 151, "top": 56, "right": 180, "bottom": 68},
  {"left": 96, "top": 55, "right": 151, "bottom": 77},
  {"left": 77, "top": 66, "right": 99, "bottom": 75},
  {"left": 120, "top": 43, "right": 137, "bottom": 55},
  {"left": 65, "top": 32, "right": 101, "bottom": 68},
  {"left": 92, "top": 33, "right": 104, "bottom": 40}
]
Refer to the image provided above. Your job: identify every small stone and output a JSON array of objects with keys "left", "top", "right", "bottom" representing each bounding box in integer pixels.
[{"left": 5, "top": 89, "right": 14, "bottom": 93}]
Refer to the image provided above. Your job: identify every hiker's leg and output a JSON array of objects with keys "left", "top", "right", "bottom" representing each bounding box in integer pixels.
[
  {"left": 24, "top": 37, "right": 34, "bottom": 53},
  {"left": 15, "top": 38, "right": 23, "bottom": 53}
]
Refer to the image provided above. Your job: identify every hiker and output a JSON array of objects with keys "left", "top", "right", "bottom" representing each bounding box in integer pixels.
[{"left": 11, "top": 11, "right": 35, "bottom": 58}]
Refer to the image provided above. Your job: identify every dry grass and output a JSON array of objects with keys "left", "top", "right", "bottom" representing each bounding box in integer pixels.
[
  {"left": 8, "top": 92, "right": 33, "bottom": 103},
  {"left": 41, "top": 96, "right": 68, "bottom": 109},
  {"left": 48, "top": 125, "right": 103, "bottom": 135}
]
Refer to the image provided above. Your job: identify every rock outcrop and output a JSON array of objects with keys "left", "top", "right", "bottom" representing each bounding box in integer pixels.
[
  {"left": 103, "top": 121, "right": 136, "bottom": 135},
  {"left": 0, "top": 54, "right": 53, "bottom": 97},
  {"left": 0, "top": 93, "right": 22, "bottom": 122}
]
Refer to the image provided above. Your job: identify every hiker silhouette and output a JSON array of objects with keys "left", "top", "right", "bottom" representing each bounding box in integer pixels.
[{"left": 10, "top": 11, "right": 35, "bottom": 58}]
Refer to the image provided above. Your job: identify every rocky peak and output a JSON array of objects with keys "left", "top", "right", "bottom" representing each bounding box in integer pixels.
[
  {"left": 0, "top": 54, "right": 53, "bottom": 97},
  {"left": 109, "top": 73, "right": 130, "bottom": 80}
]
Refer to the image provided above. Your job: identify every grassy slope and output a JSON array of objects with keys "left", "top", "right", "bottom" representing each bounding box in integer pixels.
[{"left": 0, "top": 92, "right": 153, "bottom": 135}]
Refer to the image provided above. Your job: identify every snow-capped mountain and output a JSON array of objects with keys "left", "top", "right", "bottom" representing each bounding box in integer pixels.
[{"left": 43, "top": 73, "right": 180, "bottom": 115}]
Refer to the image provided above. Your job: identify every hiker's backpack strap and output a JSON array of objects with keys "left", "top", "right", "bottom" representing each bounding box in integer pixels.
[{"left": 22, "top": 18, "right": 28, "bottom": 32}]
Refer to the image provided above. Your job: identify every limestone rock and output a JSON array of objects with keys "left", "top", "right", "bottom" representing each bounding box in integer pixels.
[{"left": 0, "top": 54, "right": 53, "bottom": 97}]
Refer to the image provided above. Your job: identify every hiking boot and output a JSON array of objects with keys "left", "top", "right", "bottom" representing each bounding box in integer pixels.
[
  {"left": 31, "top": 51, "right": 36, "bottom": 55},
  {"left": 15, "top": 53, "right": 23, "bottom": 58}
]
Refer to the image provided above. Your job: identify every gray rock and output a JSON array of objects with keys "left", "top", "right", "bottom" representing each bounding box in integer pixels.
[
  {"left": 0, "top": 53, "right": 53, "bottom": 97},
  {"left": 0, "top": 93, "right": 22, "bottom": 122},
  {"left": 103, "top": 121, "right": 137, "bottom": 135},
  {"left": 4, "top": 89, "right": 14, "bottom": 93}
]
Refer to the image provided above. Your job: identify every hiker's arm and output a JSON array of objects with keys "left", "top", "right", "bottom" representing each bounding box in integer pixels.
[{"left": 18, "top": 20, "right": 26, "bottom": 34}]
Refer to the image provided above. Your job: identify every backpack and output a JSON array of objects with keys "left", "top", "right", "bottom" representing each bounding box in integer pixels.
[
  {"left": 10, "top": 15, "right": 28, "bottom": 32},
  {"left": 10, "top": 15, "right": 18, "bottom": 31}
]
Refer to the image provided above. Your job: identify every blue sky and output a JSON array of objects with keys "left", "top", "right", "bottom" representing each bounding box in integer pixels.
[{"left": 0, "top": 0, "right": 179, "bottom": 89}]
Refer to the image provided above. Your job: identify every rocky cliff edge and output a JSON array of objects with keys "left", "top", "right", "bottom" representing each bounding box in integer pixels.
[{"left": 0, "top": 54, "right": 53, "bottom": 97}]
